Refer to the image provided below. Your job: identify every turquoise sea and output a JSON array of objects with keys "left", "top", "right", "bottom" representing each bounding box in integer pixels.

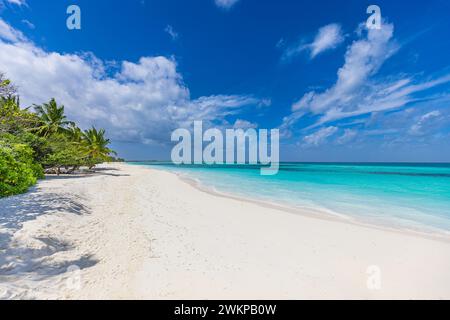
[{"left": 130, "top": 162, "right": 450, "bottom": 235}]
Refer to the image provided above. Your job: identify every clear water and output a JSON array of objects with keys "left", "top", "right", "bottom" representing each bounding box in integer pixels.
[{"left": 129, "top": 162, "right": 450, "bottom": 234}]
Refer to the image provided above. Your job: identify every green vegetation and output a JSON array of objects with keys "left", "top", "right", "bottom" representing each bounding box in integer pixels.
[
  {"left": 0, "top": 141, "right": 40, "bottom": 197},
  {"left": 0, "top": 74, "right": 118, "bottom": 197}
]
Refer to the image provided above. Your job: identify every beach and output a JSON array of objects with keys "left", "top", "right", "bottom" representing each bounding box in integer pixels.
[{"left": 1, "top": 163, "right": 450, "bottom": 300}]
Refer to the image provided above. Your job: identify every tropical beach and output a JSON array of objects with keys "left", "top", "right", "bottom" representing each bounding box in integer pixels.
[
  {"left": 1, "top": 163, "right": 450, "bottom": 300},
  {"left": 1, "top": 0, "right": 450, "bottom": 304}
]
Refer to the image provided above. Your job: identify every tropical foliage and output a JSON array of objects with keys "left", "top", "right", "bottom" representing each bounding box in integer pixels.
[
  {"left": 34, "top": 99, "right": 74, "bottom": 137},
  {"left": 0, "top": 75, "right": 118, "bottom": 197},
  {"left": 0, "top": 141, "right": 40, "bottom": 197}
]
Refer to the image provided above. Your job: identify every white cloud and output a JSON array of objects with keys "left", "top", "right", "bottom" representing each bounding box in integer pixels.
[
  {"left": 5, "top": 0, "right": 26, "bottom": 6},
  {"left": 283, "top": 21, "right": 450, "bottom": 138},
  {"left": 409, "top": 110, "right": 442, "bottom": 136},
  {"left": 310, "top": 24, "right": 345, "bottom": 58},
  {"left": 0, "top": 19, "right": 26, "bottom": 42},
  {"left": 164, "top": 25, "right": 178, "bottom": 41},
  {"left": 292, "top": 92, "right": 314, "bottom": 111},
  {"left": 296, "top": 22, "right": 397, "bottom": 114},
  {"left": 0, "top": 19, "right": 263, "bottom": 145},
  {"left": 21, "top": 19, "right": 35, "bottom": 29},
  {"left": 283, "top": 23, "right": 344, "bottom": 61},
  {"left": 233, "top": 119, "right": 258, "bottom": 129},
  {"left": 314, "top": 74, "right": 450, "bottom": 127},
  {"left": 337, "top": 129, "right": 358, "bottom": 145},
  {"left": 302, "top": 126, "right": 338, "bottom": 146},
  {"left": 215, "top": 0, "right": 240, "bottom": 10}
]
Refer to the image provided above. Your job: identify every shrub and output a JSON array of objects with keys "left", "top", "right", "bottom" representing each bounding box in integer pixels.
[
  {"left": 42, "top": 134, "right": 86, "bottom": 171},
  {"left": 1, "top": 132, "right": 50, "bottom": 167},
  {"left": 0, "top": 143, "right": 40, "bottom": 197}
]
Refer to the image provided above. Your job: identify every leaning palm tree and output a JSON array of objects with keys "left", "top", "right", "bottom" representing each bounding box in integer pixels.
[
  {"left": 82, "top": 127, "right": 116, "bottom": 169},
  {"left": 34, "top": 98, "right": 74, "bottom": 137}
]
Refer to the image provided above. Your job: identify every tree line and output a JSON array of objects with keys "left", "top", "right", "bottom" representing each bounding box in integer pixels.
[{"left": 0, "top": 73, "right": 119, "bottom": 197}]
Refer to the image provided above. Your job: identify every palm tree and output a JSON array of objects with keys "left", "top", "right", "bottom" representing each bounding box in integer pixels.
[
  {"left": 82, "top": 127, "right": 116, "bottom": 169},
  {"left": 34, "top": 98, "right": 74, "bottom": 137},
  {"left": 67, "top": 123, "right": 83, "bottom": 143}
]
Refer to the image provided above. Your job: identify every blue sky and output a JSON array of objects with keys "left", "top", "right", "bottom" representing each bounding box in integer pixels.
[{"left": 1, "top": 0, "right": 450, "bottom": 161}]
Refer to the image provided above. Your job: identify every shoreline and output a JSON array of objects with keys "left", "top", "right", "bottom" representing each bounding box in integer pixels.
[
  {"left": 161, "top": 167, "right": 450, "bottom": 243},
  {"left": 1, "top": 163, "right": 450, "bottom": 299}
]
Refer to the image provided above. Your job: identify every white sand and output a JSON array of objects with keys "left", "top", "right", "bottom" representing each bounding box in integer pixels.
[{"left": 1, "top": 163, "right": 449, "bottom": 300}]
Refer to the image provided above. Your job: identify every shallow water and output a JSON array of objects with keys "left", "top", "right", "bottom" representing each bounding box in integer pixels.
[{"left": 130, "top": 162, "right": 450, "bottom": 234}]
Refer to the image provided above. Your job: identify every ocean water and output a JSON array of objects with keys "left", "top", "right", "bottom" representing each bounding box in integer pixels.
[{"left": 130, "top": 162, "right": 450, "bottom": 234}]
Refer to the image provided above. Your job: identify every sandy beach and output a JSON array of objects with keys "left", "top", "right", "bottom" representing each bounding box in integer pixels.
[{"left": 1, "top": 163, "right": 449, "bottom": 300}]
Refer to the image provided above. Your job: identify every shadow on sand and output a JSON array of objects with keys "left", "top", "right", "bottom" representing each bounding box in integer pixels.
[
  {"left": 45, "top": 171, "right": 130, "bottom": 180},
  {"left": 0, "top": 183, "right": 97, "bottom": 282},
  {"left": 0, "top": 186, "right": 89, "bottom": 230}
]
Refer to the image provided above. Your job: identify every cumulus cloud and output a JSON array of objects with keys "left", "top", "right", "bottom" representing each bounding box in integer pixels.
[
  {"left": 282, "top": 23, "right": 344, "bottom": 61},
  {"left": 282, "top": 20, "right": 450, "bottom": 140},
  {"left": 302, "top": 126, "right": 338, "bottom": 146},
  {"left": 0, "top": 18, "right": 263, "bottom": 145},
  {"left": 215, "top": 0, "right": 240, "bottom": 10}
]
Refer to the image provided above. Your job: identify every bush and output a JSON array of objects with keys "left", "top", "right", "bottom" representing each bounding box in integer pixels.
[
  {"left": 0, "top": 143, "right": 40, "bottom": 197},
  {"left": 1, "top": 134, "right": 46, "bottom": 177},
  {"left": 7, "top": 132, "right": 50, "bottom": 164},
  {"left": 42, "top": 134, "right": 85, "bottom": 170}
]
